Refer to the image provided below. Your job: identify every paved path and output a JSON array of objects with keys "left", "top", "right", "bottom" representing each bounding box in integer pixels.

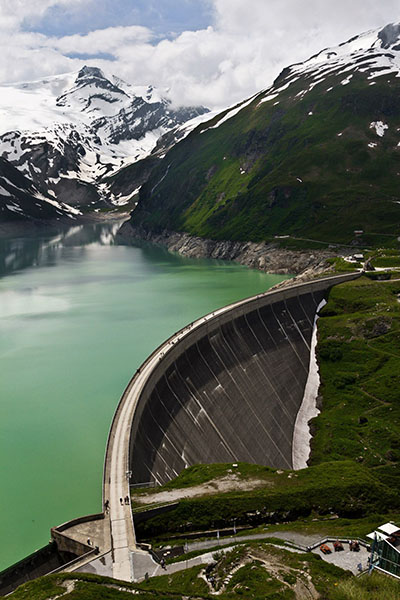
[
  {"left": 134, "top": 549, "right": 223, "bottom": 581},
  {"left": 186, "top": 531, "right": 323, "bottom": 553},
  {"left": 312, "top": 544, "right": 369, "bottom": 575}
]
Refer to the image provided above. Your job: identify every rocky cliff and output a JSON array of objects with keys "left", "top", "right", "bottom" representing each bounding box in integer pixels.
[{"left": 117, "top": 221, "right": 340, "bottom": 276}]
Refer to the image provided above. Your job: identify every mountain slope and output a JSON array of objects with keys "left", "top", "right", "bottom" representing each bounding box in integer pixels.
[
  {"left": 129, "top": 23, "right": 400, "bottom": 246},
  {"left": 0, "top": 157, "right": 81, "bottom": 223},
  {"left": 0, "top": 66, "right": 208, "bottom": 220}
]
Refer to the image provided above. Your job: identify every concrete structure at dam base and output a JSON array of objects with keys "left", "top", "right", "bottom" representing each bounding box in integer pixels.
[{"left": 0, "top": 272, "right": 359, "bottom": 596}]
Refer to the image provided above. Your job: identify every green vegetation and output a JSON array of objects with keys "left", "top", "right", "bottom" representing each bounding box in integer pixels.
[
  {"left": 137, "top": 565, "right": 209, "bottom": 596},
  {"left": 8, "top": 571, "right": 205, "bottom": 600},
  {"left": 130, "top": 69, "right": 400, "bottom": 246},
  {"left": 237, "top": 512, "right": 400, "bottom": 541},
  {"left": 327, "top": 257, "right": 362, "bottom": 272},
  {"left": 330, "top": 572, "right": 400, "bottom": 600},
  {"left": 310, "top": 277, "right": 400, "bottom": 491},
  {"left": 135, "top": 460, "right": 398, "bottom": 539},
  {"left": 9, "top": 544, "right": 400, "bottom": 599},
  {"left": 141, "top": 543, "right": 400, "bottom": 599},
  {"left": 140, "top": 462, "right": 277, "bottom": 491},
  {"left": 8, "top": 577, "right": 66, "bottom": 600},
  {"left": 372, "top": 254, "right": 400, "bottom": 268}
]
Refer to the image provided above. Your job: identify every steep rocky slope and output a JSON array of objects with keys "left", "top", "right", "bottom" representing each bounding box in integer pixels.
[{"left": 0, "top": 156, "right": 80, "bottom": 223}]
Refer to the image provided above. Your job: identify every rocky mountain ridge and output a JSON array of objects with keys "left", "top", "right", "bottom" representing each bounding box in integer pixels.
[
  {"left": 0, "top": 66, "right": 208, "bottom": 222},
  {"left": 0, "top": 156, "right": 82, "bottom": 224}
]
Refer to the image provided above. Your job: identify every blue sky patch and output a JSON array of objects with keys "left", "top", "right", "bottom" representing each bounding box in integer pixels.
[{"left": 23, "top": 0, "right": 214, "bottom": 38}]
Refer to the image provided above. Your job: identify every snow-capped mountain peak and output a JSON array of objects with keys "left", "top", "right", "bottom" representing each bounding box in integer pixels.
[
  {"left": 56, "top": 66, "right": 131, "bottom": 119},
  {"left": 253, "top": 21, "right": 400, "bottom": 109},
  {"left": 0, "top": 66, "right": 208, "bottom": 219}
]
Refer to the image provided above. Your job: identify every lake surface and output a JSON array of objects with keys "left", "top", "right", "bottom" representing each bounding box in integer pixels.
[{"left": 0, "top": 220, "right": 290, "bottom": 570}]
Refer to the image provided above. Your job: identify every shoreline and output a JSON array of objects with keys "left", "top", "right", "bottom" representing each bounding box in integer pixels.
[{"left": 117, "top": 221, "right": 342, "bottom": 277}]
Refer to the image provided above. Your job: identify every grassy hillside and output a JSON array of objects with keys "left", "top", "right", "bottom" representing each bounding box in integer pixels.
[
  {"left": 8, "top": 546, "right": 400, "bottom": 599},
  {"left": 310, "top": 276, "right": 400, "bottom": 491},
  {"left": 131, "top": 69, "right": 400, "bottom": 245}
]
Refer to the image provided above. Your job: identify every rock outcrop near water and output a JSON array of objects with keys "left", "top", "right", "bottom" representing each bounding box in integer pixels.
[{"left": 117, "top": 222, "right": 337, "bottom": 275}]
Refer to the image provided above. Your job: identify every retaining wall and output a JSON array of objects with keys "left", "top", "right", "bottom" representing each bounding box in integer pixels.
[{"left": 0, "top": 544, "right": 76, "bottom": 597}]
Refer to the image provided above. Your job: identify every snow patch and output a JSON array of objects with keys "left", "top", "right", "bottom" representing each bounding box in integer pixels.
[
  {"left": 370, "top": 121, "right": 388, "bottom": 137},
  {"left": 112, "top": 187, "right": 141, "bottom": 206},
  {"left": 203, "top": 94, "right": 256, "bottom": 130},
  {"left": 292, "top": 299, "right": 327, "bottom": 470},
  {"left": 6, "top": 203, "right": 23, "bottom": 212},
  {"left": 341, "top": 75, "right": 353, "bottom": 85},
  {"left": 258, "top": 93, "right": 279, "bottom": 105}
]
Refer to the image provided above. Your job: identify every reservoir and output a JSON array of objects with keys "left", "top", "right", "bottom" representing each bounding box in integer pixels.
[{"left": 0, "top": 220, "right": 290, "bottom": 571}]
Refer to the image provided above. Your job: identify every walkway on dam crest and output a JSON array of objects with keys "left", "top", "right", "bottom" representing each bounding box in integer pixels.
[{"left": 102, "top": 271, "right": 359, "bottom": 582}]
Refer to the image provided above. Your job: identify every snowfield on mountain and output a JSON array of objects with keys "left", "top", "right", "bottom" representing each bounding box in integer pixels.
[{"left": 0, "top": 66, "right": 207, "bottom": 223}]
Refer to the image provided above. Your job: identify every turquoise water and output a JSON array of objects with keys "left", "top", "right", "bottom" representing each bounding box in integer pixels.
[{"left": 0, "top": 221, "right": 290, "bottom": 570}]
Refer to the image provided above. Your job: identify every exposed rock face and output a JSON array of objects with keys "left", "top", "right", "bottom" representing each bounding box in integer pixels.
[
  {"left": 117, "top": 221, "right": 340, "bottom": 276},
  {"left": 378, "top": 23, "right": 400, "bottom": 49}
]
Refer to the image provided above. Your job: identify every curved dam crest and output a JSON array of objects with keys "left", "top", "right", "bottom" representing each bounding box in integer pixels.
[{"left": 128, "top": 273, "right": 358, "bottom": 485}]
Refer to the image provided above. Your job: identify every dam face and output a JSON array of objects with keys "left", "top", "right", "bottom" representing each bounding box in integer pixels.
[{"left": 129, "top": 277, "right": 355, "bottom": 486}]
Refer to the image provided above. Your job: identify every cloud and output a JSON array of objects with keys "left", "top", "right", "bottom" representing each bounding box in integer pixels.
[
  {"left": 1, "top": 0, "right": 400, "bottom": 109},
  {"left": 48, "top": 25, "right": 153, "bottom": 54}
]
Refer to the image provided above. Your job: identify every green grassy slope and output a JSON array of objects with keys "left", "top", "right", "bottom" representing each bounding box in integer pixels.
[
  {"left": 8, "top": 547, "right": 400, "bottom": 599},
  {"left": 130, "top": 69, "right": 400, "bottom": 244},
  {"left": 309, "top": 276, "right": 400, "bottom": 488}
]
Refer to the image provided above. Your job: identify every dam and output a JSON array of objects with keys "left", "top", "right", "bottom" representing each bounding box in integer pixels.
[
  {"left": 127, "top": 273, "right": 356, "bottom": 485},
  {"left": 0, "top": 272, "right": 359, "bottom": 592}
]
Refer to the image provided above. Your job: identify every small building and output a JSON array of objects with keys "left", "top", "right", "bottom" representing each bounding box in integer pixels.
[
  {"left": 367, "top": 522, "right": 400, "bottom": 579},
  {"left": 354, "top": 230, "right": 364, "bottom": 236}
]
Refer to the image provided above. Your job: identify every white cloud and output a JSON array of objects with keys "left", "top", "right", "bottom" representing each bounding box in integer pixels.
[
  {"left": 49, "top": 25, "right": 153, "bottom": 54},
  {"left": 1, "top": 0, "right": 400, "bottom": 109}
]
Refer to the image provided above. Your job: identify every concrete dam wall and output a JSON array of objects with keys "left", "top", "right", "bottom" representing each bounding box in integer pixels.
[{"left": 129, "top": 274, "right": 358, "bottom": 485}]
